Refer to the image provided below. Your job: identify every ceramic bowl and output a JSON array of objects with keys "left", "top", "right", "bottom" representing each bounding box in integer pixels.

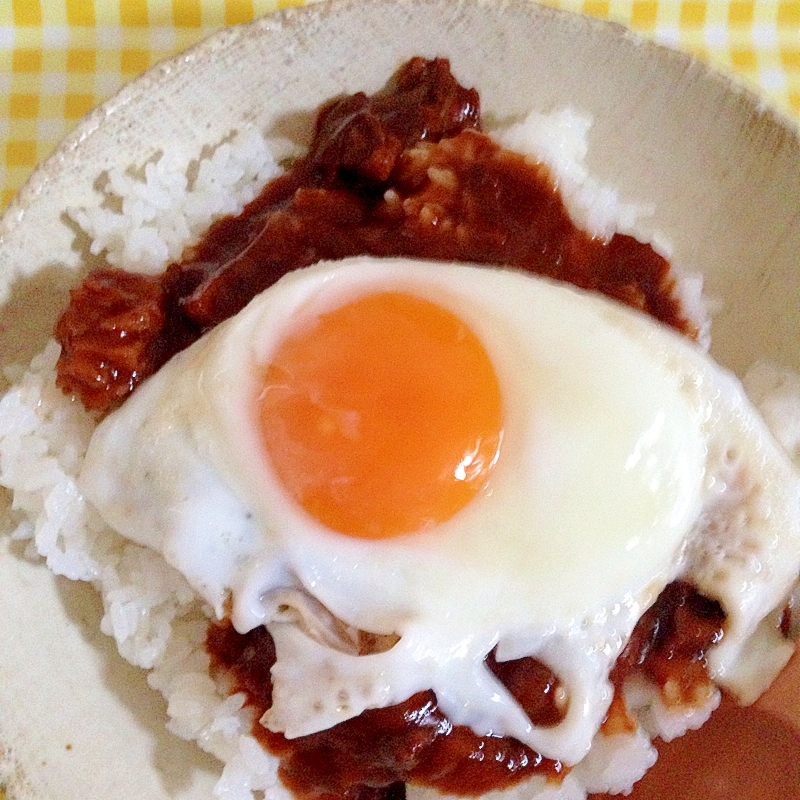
[{"left": 1, "top": 1, "right": 798, "bottom": 798}]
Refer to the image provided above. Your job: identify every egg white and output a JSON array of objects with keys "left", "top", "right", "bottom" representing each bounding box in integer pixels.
[{"left": 79, "top": 256, "right": 800, "bottom": 765}]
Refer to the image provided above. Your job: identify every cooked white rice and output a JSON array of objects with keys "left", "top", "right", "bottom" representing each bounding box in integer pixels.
[
  {"left": 69, "top": 128, "right": 290, "bottom": 275},
  {"left": 0, "top": 109, "right": 794, "bottom": 800}
]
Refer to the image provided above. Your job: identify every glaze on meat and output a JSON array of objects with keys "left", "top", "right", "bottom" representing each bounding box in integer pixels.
[
  {"left": 56, "top": 57, "right": 721, "bottom": 800},
  {"left": 206, "top": 581, "right": 727, "bottom": 800},
  {"left": 207, "top": 619, "right": 567, "bottom": 800},
  {"left": 55, "top": 57, "right": 694, "bottom": 414}
]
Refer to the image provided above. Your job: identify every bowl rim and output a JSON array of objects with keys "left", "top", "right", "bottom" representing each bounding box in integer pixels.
[{"left": 2, "top": 0, "right": 799, "bottom": 246}]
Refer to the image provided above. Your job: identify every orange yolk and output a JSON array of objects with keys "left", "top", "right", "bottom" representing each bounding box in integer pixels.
[{"left": 258, "top": 291, "right": 503, "bottom": 538}]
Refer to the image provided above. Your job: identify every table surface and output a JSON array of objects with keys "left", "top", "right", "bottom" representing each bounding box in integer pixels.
[{"left": 0, "top": 0, "right": 799, "bottom": 211}]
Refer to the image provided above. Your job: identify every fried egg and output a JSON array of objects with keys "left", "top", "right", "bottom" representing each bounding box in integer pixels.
[{"left": 79, "top": 256, "right": 800, "bottom": 766}]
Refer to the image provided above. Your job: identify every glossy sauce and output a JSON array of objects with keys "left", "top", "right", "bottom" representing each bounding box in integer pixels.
[
  {"left": 609, "top": 580, "right": 726, "bottom": 707},
  {"left": 205, "top": 580, "right": 734, "bottom": 800},
  {"left": 207, "top": 619, "right": 567, "bottom": 800},
  {"left": 52, "top": 56, "right": 792, "bottom": 799},
  {"left": 55, "top": 57, "right": 694, "bottom": 414}
]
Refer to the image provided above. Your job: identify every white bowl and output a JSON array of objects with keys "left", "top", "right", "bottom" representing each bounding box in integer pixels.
[{"left": 1, "top": 1, "right": 798, "bottom": 798}]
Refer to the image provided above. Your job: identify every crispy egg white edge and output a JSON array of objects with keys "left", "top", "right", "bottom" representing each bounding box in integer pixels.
[{"left": 78, "top": 257, "right": 800, "bottom": 765}]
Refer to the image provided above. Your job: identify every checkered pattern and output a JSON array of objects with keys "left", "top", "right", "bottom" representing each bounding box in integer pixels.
[
  {"left": 0, "top": 0, "right": 798, "bottom": 210},
  {"left": 547, "top": 1, "right": 800, "bottom": 114}
]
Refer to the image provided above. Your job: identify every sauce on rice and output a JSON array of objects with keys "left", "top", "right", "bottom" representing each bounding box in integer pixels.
[
  {"left": 53, "top": 57, "right": 751, "bottom": 800},
  {"left": 54, "top": 57, "right": 695, "bottom": 415}
]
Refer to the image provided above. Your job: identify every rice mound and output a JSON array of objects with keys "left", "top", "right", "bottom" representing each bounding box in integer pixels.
[{"left": 0, "top": 110, "right": 791, "bottom": 800}]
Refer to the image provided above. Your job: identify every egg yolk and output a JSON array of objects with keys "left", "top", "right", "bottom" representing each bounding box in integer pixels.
[{"left": 258, "top": 291, "right": 503, "bottom": 538}]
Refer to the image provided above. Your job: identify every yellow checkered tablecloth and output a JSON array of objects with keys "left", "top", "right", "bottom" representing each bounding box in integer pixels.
[{"left": 0, "top": 0, "right": 799, "bottom": 211}]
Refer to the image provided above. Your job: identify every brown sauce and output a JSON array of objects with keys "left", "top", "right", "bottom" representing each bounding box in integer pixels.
[
  {"left": 55, "top": 56, "right": 745, "bottom": 799},
  {"left": 206, "top": 580, "right": 729, "bottom": 800},
  {"left": 55, "top": 56, "right": 695, "bottom": 414},
  {"left": 609, "top": 580, "right": 726, "bottom": 708},
  {"left": 207, "top": 618, "right": 567, "bottom": 800}
]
